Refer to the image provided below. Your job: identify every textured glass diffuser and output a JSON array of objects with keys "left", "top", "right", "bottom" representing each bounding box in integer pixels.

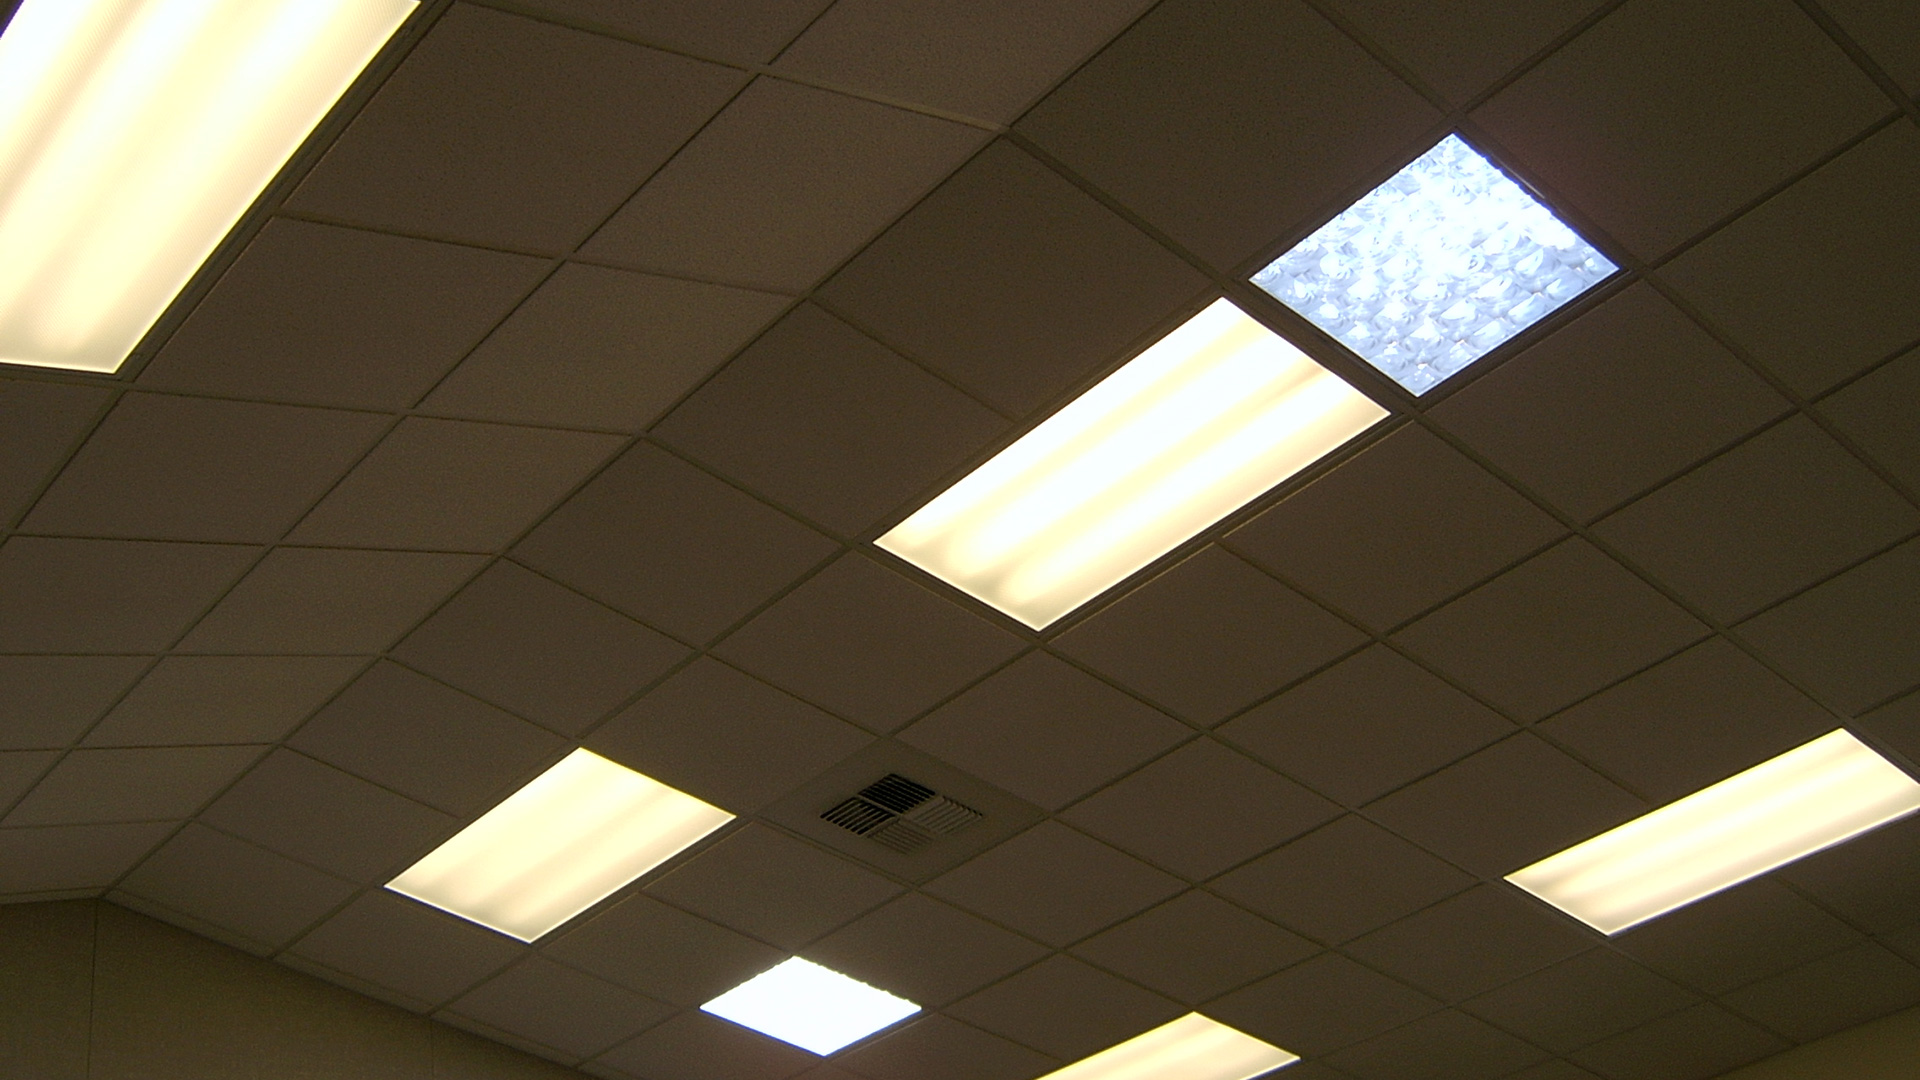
[
  {"left": 702, "top": 957, "right": 920, "bottom": 1055},
  {"left": 1251, "top": 134, "right": 1616, "bottom": 394},
  {"left": 388, "top": 749, "right": 733, "bottom": 942},
  {"left": 0, "top": 0, "right": 416, "bottom": 373},
  {"left": 1509, "top": 729, "right": 1920, "bottom": 934},
  {"left": 1036, "top": 1014, "right": 1297, "bottom": 1080},
  {"left": 878, "top": 298, "right": 1386, "bottom": 629}
]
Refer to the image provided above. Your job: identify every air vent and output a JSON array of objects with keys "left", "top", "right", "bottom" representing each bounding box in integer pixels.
[{"left": 823, "top": 774, "right": 983, "bottom": 854}]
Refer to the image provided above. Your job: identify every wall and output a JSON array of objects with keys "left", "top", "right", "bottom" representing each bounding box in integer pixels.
[
  {"left": 0, "top": 900, "right": 582, "bottom": 1079},
  {"left": 1720, "top": 1001, "right": 1920, "bottom": 1080}
]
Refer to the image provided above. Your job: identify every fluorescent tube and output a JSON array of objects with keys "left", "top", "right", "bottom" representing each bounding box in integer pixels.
[
  {"left": 878, "top": 298, "right": 1386, "bottom": 629},
  {"left": 1508, "top": 729, "right": 1920, "bottom": 934}
]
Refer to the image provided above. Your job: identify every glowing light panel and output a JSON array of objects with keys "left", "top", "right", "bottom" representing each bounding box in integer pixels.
[
  {"left": 1251, "top": 134, "right": 1616, "bottom": 394},
  {"left": 1508, "top": 729, "right": 1920, "bottom": 934},
  {"left": 878, "top": 298, "right": 1386, "bottom": 629},
  {"left": 388, "top": 749, "right": 732, "bottom": 942},
  {"left": 0, "top": 0, "right": 416, "bottom": 373},
  {"left": 1037, "top": 1014, "right": 1297, "bottom": 1080},
  {"left": 702, "top": 957, "right": 919, "bottom": 1055}
]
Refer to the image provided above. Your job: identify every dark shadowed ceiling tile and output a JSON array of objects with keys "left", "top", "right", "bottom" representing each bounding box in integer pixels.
[
  {"left": 1054, "top": 547, "right": 1366, "bottom": 725},
  {"left": 179, "top": 548, "right": 483, "bottom": 655},
  {"left": 1208, "top": 952, "right": 1440, "bottom": 1058},
  {"left": 1212, "top": 815, "right": 1474, "bottom": 945},
  {"left": 1229, "top": 424, "right": 1565, "bottom": 631},
  {"left": 506, "top": 0, "right": 831, "bottom": 65},
  {"left": 1345, "top": 885, "right": 1593, "bottom": 1002},
  {"left": 0, "top": 538, "right": 255, "bottom": 653},
  {"left": 654, "top": 304, "right": 1007, "bottom": 537},
  {"left": 1819, "top": 345, "right": 1920, "bottom": 495},
  {"left": 1072, "top": 890, "right": 1317, "bottom": 1004},
  {"left": 1736, "top": 536, "right": 1920, "bottom": 714},
  {"left": 0, "top": 656, "right": 150, "bottom": 750},
  {"left": 1431, "top": 284, "right": 1788, "bottom": 523},
  {"left": 1221, "top": 646, "right": 1513, "bottom": 807},
  {"left": 114, "top": 824, "right": 356, "bottom": 951},
  {"left": 805, "top": 892, "right": 1047, "bottom": 1009},
  {"left": 1773, "top": 813, "right": 1920, "bottom": 935},
  {"left": 586, "top": 78, "right": 987, "bottom": 293},
  {"left": 1463, "top": 948, "right": 1698, "bottom": 1055},
  {"left": 6, "top": 746, "right": 262, "bottom": 826},
  {"left": 773, "top": 0, "right": 1157, "bottom": 123},
  {"left": 596, "top": 1008, "right": 816, "bottom": 1080},
  {"left": 1816, "top": 0, "right": 1920, "bottom": 93},
  {"left": 289, "top": 418, "right": 621, "bottom": 552},
  {"left": 288, "top": 5, "right": 744, "bottom": 251},
  {"left": 1610, "top": 879, "right": 1864, "bottom": 995},
  {"left": 85, "top": 657, "right": 364, "bottom": 749},
  {"left": 1570, "top": 1003, "right": 1786, "bottom": 1080},
  {"left": 900, "top": 652, "right": 1189, "bottom": 811},
  {"left": 1539, "top": 638, "right": 1836, "bottom": 803},
  {"left": 1594, "top": 416, "right": 1918, "bottom": 622},
  {"left": 1366, "top": 734, "right": 1645, "bottom": 878},
  {"left": 423, "top": 264, "right": 790, "bottom": 432},
  {"left": 0, "top": 378, "right": 111, "bottom": 525},
  {"left": 1017, "top": 0, "right": 1438, "bottom": 269},
  {"left": 588, "top": 659, "right": 872, "bottom": 815},
  {"left": 947, "top": 954, "right": 1181, "bottom": 1060},
  {"left": 0, "top": 822, "right": 176, "bottom": 896},
  {"left": 141, "top": 220, "right": 548, "bottom": 410},
  {"left": 1062, "top": 738, "right": 1339, "bottom": 880},
  {"left": 515, "top": 445, "right": 837, "bottom": 645},
  {"left": 24, "top": 393, "right": 386, "bottom": 544},
  {"left": 447, "top": 955, "right": 674, "bottom": 1061},
  {"left": 395, "top": 561, "right": 690, "bottom": 736},
  {"left": 646, "top": 824, "right": 901, "bottom": 949},
  {"left": 1719, "top": 941, "right": 1920, "bottom": 1043},
  {"left": 1322, "top": 0, "right": 1608, "bottom": 105},
  {"left": 543, "top": 893, "right": 784, "bottom": 1008},
  {"left": 1326, "top": 1009, "right": 1549, "bottom": 1080},
  {"left": 925, "top": 821, "right": 1184, "bottom": 946},
  {"left": 1474, "top": 0, "right": 1887, "bottom": 259},
  {"left": 1660, "top": 123, "right": 1920, "bottom": 397},
  {"left": 838, "top": 1014, "right": 1056, "bottom": 1080},
  {"left": 290, "top": 890, "right": 525, "bottom": 1009},
  {"left": 1391, "top": 539, "right": 1707, "bottom": 721},
  {"left": 714, "top": 554, "right": 1025, "bottom": 733}
]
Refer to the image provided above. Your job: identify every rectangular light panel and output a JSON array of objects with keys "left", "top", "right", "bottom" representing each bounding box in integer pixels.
[
  {"left": 878, "top": 298, "right": 1386, "bottom": 629},
  {"left": 1508, "top": 729, "right": 1920, "bottom": 934},
  {"left": 388, "top": 749, "right": 733, "bottom": 942},
  {"left": 1250, "top": 134, "right": 1617, "bottom": 395},
  {"left": 702, "top": 957, "right": 920, "bottom": 1055},
  {"left": 1037, "top": 1013, "right": 1297, "bottom": 1080},
  {"left": 0, "top": 0, "right": 416, "bottom": 373}
]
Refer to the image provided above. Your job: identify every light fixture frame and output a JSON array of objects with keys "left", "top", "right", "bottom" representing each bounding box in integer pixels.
[{"left": 0, "top": 0, "right": 433, "bottom": 379}]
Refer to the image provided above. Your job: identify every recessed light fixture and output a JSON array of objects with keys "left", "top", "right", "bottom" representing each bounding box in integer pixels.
[
  {"left": 1038, "top": 1013, "right": 1297, "bottom": 1080},
  {"left": 701, "top": 957, "right": 920, "bottom": 1055},
  {"left": 0, "top": 0, "right": 416, "bottom": 374},
  {"left": 878, "top": 298, "right": 1386, "bottom": 629},
  {"left": 1508, "top": 729, "right": 1920, "bottom": 934},
  {"left": 1250, "top": 133, "right": 1617, "bottom": 395},
  {"left": 387, "top": 748, "right": 732, "bottom": 942}
]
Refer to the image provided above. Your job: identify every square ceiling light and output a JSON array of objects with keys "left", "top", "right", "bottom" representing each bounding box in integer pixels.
[
  {"left": 878, "top": 297, "right": 1387, "bottom": 629},
  {"left": 0, "top": 0, "right": 416, "bottom": 374},
  {"left": 702, "top": 957, "right": 920, "bottom": 1055},
  {"left": 1038, "top": 1013, "right": 1297, "bottom": 1080},
  {"left": 1250, "top": 134, "right": 1617, "bottom": 395},
  {"left": 388, "top": 749, "right": 732, "bottom": 942},
  {"left": 1508, "top": 729, "right": 1920, "bottom": 934}
]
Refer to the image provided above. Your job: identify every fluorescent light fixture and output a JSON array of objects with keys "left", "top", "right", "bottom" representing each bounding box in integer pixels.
[
  {"left": 1251, "top": 134, "right": 1617, "bottom": 395},
  {"left": 1508, "top": 729, "right": 1920, "bottom": 934},
  {"left": 388, "top": 749, "right": 732, "bottom": 942},
  {"left": 878, "top": 298, "right": 1386, "bottom": 629},
  {"left": 701, "top": 957, "right": 919, "bottom": 1055},
  {"left": 0, "top": 0, "right": 416, "bottom": 374},
  {"left": 1036, "top": 1013, "right": 1297, "bottom": 1080}
]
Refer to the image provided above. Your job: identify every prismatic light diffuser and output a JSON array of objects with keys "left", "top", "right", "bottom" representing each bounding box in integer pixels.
[
  {"left": 388, "top": 749, "right": 733, "bottom": 942},
  {"left": 702, "top": 957, "right": 920, "bottom": 1055},
  {"left": 0, "top": 0, "right": 416, "bottom": 374},
  {"left": 1251, "top": 134, "right": 1617, "bottom": 395},
  {"left": 1508, "top": 729, "right": 1920, "bottom": 934},
  {"left": 1036, "top": 1014, "right": 1297, "bottom": 1080},
  {"left": 878, "top": 298, "right": 1387, "bottom": 629}
]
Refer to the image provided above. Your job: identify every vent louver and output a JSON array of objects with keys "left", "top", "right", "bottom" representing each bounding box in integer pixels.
[{"left": 823, "top": 774, "right": 983, "bottom": 854}]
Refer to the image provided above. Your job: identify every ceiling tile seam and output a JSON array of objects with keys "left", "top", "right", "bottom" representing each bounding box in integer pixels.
[
  {"left": 1795, "top": 0, "right": 1920, "bottom": 128},
  {"left": 51, "top": 0, "right": 460, "bottom": 387},
  {"left": 1289, "top": 0, "right": 1450, "bottom": 113},
  {"left": 1000, "top": 127, "right": 1439, "bottom": 412},
  {"left": 105, "top": 889, "right": 288, "bottom": 959},
  {"left": 1807, "top": 333, "right": 1920, "bottom": 415},
  {"left": 1638, "top": 110, "right": 1905, "bottom": 273},
  {"left": 464, "top": 0, "right": 1010, "bottom": 133},
  {"left": 436, "top": 947, "right": 676, "bottom": 1057},
  {"left": 794, "top": 293, "right": 1025, "bottom": 423},
  {"left": 0, "top": 380, "right": 127, "bottom": 537}
]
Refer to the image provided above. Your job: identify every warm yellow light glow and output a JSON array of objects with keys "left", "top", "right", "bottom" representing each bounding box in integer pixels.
[
  {"left": 878, "top": 299, "right": 1386, "bottom": 628},
  {"left": 388, "top": 749, "right": 733, "bottom": 942},
  {"left": 1508, "top": 729, "right": 1920, "bottom": 934},
  {"left": 1037, "top": 1014, "right": 1297, "bottom": 1080},
  {"left": 0, "top": 0, "right": 415, "bottom": 374}
]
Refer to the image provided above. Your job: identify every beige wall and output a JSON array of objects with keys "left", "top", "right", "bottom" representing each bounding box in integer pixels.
[{"left": 0, "top": 900, "right": 582, "bottom": 1079}]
